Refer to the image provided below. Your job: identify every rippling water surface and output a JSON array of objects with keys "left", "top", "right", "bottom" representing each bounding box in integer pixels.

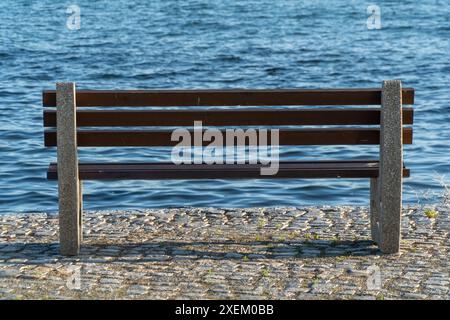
[{"left": 0, "top": 0, "right": 449, "bottom": 213}]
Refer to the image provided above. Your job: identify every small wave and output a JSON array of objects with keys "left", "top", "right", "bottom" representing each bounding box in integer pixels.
[
  {"left": 265, "top": 67, "right": 286, "bottom": 75},
  {"left": 213, "top": 54, "right": 243, "bottom": 63}
]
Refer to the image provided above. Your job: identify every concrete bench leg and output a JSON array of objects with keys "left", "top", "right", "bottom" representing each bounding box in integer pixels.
[
  {"left": 370, "top": 177, "right": 380, "bottom": 244},
  {"left": 79, "top": 181, "right": 83, "bottom": 243},
  {"left": 57, "top": 82, "right": 81, "bottom": 255},
  {"left": 378, "top": 80, "right": 403, "bottom": 254}
]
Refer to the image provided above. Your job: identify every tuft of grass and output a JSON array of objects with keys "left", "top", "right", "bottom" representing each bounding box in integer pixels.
[
  {"left": 260, "top": 268, "right": 270, "bottom": 278},
  {"left": 424, "top": 209, "right": 438, "bottom": 219},
  {"left": 309, "top": 274, "right": 320, "bottom": 287},
  {"left": 304, "top": 233, "right": 312, "bottom": 241},
  {"left": 288, "top": 231, "right": 300, "bottom": 239},
  {"left": 242, "top": 255, "right": 249, "bottom": 262},
  {"left": 335, "top": 256, "right": 347, "bottom": 262},
  {"left": 331, "top": 235, "right": 340, "bottom": 246},
  {"left": 275, "top": 223, "right": 283, "bottom": 230},
  {"left": 257, "top": 218, "right": 266, "bottom": 229},
  {"left": 376, "top": 294, "right": 385, "bottom": 300},
  {"left": 304, "top": 233, "right": 320, "bottom": 242}
]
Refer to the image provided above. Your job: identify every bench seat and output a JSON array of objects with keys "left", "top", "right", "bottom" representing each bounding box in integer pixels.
[{"left": 47, "top": 160, "right": 410, "bottom": 180}]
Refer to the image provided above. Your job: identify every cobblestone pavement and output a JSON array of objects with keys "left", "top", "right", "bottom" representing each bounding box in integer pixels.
[{"left": 0, "top": 205, "right": 448, "bottom": 300}]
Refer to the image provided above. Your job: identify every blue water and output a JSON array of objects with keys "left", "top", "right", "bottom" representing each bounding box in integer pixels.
[{"left": 0, "top": 0, "right": 449, "bottom": 214}]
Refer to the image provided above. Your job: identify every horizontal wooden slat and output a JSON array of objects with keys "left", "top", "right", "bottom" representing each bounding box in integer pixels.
[
  {"left": 42, "top": 88, "right": 415, "bottom": 107},
  {"left": 43, "top": 108, "right": 414, "bottom": 127},
  {"left": 44, "top": 128, "right": 413, "bottom": 147},
  {"left": 47, "top": 161, "right": 410, "bottom": 180}
]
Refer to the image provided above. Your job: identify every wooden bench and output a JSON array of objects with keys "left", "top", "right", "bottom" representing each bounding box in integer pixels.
[{"left": 43, "top": 81, "right": 414, "bottom": 255}]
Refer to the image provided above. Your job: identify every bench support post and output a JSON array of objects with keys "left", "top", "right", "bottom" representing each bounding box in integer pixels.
[
  {"left": 56, "top": 82, "right": 81, "bottom": 255},
  {"left": 378, "top": 80, "right": 403, "bottom": 254},
  {"left": 79, "top": 181, "right": 83, "bottom": 243},
  {"left": 370, "top": 177, "right": 380, "bottom": 243}
]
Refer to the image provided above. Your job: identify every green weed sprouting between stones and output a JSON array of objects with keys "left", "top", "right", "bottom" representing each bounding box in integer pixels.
[
  {"left": 424, "top": 209, "right": 438, "bottom": 219},
  {"left": 257, "top": 218, "right": 266, "bottom": 229},
  {"left": 304, "top": 233, "right": 311, "bottom": 241},
  {"left": 288, "top": 231, "right": 300, "bottom": 239},
  {"left": 304, "top": 233, "right": 320, "bottom": 242},
  {"left": 242, "top": 255, "right": 249, "bottom": 262},
  {"left": 310, "top": 274, "right": 320, "bottom": 287},
  {"left": 260, "top": 268, "right": 270, "bottom": 278},
  {"left": 331, "top": 235, "right": 340, "bottom": 246}
]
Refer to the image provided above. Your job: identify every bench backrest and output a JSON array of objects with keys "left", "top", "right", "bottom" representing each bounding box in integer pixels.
[{"left": 43, "top": 87, "right": 414, "bottom": 148}]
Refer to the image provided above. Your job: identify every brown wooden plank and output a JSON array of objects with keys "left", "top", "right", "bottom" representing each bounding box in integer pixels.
[
  {"left": 42, "top": 88, "right": 415, "bottom": 107},
  {"left": 52, "top": 160, "right": 382, "bottom": 169},
  {"left": 47, "top": 161, "right": 410, "bottom": 180},
  {"left": 44, "top": 128, "right": 413, "bottom": 147},
  {"left": 43, "top": 108, "right": 414, "bottom": 127}
]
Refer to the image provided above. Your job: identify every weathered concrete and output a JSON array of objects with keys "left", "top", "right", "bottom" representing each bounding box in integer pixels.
[
  {"left": 370, "top": 178, "right": 379, "bottom": 244},
  {"left": 379, "top": 80, "right": 403, "bottom": 253},
  {"left": 0, "top": 205, "right": 448, "bottom": 300},
  {"left": 79, "top": 182, "right": 83, "bottom": 243},
  {"left": 56, "top": 82, "right": 81, "bottom": 255}
]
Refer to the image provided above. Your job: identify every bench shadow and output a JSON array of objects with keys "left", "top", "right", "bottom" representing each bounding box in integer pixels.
[{"left": 0, "top": 239, "right": 381, "bottom": 265}]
